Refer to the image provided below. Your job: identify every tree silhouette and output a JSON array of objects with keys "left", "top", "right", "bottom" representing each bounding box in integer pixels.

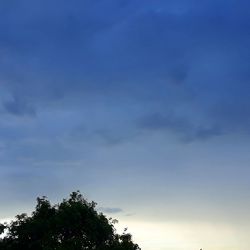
[{"left": 0, "top": 191, "right": 140, "bottom": 250}]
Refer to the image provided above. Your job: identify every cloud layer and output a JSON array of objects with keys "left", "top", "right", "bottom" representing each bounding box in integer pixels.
[{"left": 1, "top": 3, "right": 250, "bottom": 241}]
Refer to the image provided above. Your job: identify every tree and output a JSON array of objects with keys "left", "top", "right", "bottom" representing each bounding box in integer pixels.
[{"left": 0, "top": 191, "right": 140, "bottom": 250}]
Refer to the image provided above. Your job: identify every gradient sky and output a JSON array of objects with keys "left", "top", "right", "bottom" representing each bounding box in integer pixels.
[{"left": 1, "top": 1, "right": 250, "bottom": 249}]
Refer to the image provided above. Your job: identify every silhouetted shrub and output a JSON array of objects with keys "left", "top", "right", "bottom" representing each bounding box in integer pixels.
[{"left": 0, "top": 191, "right": 140, "bottom": 250}]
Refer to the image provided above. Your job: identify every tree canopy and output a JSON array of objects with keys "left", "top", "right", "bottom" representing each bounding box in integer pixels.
[{"left": 0, "top": 191, "right": 140, "bottom": 250}]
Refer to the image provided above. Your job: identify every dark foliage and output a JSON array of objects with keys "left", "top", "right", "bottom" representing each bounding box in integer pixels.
[{"left": 0, "top": 191, "right": 140, "bottom": 250}]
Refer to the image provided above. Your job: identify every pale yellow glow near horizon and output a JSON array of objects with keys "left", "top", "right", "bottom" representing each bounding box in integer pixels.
[
  {"left": 1, "top": 217, "right": 249, "bottom": 250},
  {"left": 115, "top": 220, "right": 250, "bottom": 250}
]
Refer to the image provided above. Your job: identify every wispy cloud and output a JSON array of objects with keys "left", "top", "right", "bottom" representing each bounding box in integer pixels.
[
  {"left": 3, "top": 95, "right": 36, "bottom": 116},
  {"left": 138, "top": 113, "right": 222, "bottom": 142},
  {"left": 98, "top": 207, "right": 123, "bottom": 214}
]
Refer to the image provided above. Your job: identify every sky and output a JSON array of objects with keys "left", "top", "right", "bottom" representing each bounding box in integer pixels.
[{"left": 1, "top": 0, "right": 250, "bottom": 249}]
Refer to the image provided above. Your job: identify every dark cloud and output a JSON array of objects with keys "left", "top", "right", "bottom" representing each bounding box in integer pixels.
[
  {"left": 3, "top": 95, "right": 36, "bottom": 116},
  {"left": 0, "top": 0, "right": 249, "bottom": 101},
  {"left": 0, "top": 0, "right": 249, "bottom": 145},
  {"left": 138, "top": 113, "right": 222, "bottom": 142}
]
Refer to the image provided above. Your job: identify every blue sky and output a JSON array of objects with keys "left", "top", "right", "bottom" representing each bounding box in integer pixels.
[{"left": 1, "top": 1, "right": 250, "bottom": 249}]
